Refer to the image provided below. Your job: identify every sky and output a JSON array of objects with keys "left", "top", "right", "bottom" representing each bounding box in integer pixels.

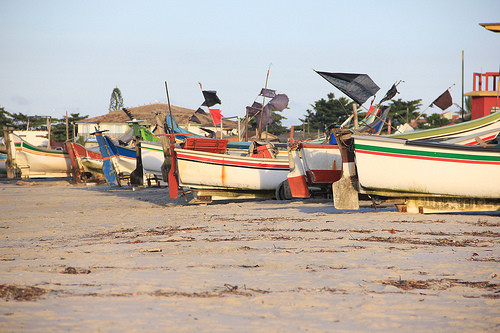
[{"left": 1, "top": 0, "right": 499, "bottom": 127}]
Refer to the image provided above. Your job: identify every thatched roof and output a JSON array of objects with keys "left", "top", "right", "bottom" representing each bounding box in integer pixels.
[{"left": 77, "top": 103, "right": 237, "bottom": 128}]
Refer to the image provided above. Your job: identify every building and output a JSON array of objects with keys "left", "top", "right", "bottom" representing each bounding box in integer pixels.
[
  {"left": 76, "top": 103, "right": 238, "bottom": 145},
  {"left": 464, "top": 72, "right": 500, "bottom": 120}
]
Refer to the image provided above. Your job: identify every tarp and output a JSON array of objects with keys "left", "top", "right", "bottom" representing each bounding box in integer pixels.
[{"left": 315, "top": 71, "right": 380, "bottom": 105}]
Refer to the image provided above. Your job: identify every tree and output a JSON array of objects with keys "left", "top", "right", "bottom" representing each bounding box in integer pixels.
[
  {"left": 423, "top": 113, "right": 451, "bottom": 128},
  {"left": 247, "top": 111, "right": 288, "bottom": 136},
  {"left": 50, "top": 113, "right": 89, "bottom": 142},
  {"left": 301, "top": 93, "right": 354, "bottom": 132},
  {"left": 387, "top": 98, "right": 423, "bottom": 129},
  {"left": 109, "top": 87, "right": 124, "bottom": 111},
  {"left": 0, "top": 106, "right": 89, "bottom": 142},
  {"left": 0, "top": 106, "right": 14, "bottom": 130},
  {"left": 266, "top": 112, "right": 288, "bottom": 135}
]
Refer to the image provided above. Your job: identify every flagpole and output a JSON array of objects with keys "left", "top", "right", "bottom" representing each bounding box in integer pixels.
[
  {"left": 198, "top": 82, "right": 218, "bottom": 130},
  {"left": 414, "top": 84, "right": 455, "bottom": 123},
  {"left": 259, "top": 63, "right": 272, "bottom": 141}
]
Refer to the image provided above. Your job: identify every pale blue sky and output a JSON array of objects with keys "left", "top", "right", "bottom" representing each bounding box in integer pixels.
[{"left": 1, "top": 0, "right": 499, "bottom": 126}]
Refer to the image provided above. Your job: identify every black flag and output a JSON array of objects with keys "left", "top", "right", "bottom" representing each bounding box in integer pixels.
[
  {"left": 190, "top": 115, "right": 201, "bottom": 124},
  {"left": 379, "top": 83, "right": 399, "bottom": 104},
  {"left": 432, "top": 90, "right": 453, "bottom": 110},
  {"left": 202, "top": 90, "right": 221, "bottom": 107},
  {"left": 315, "top": 71, "right": 380, "bottom": 105},
  {"left": 195, "top": 107, "right": 207, "bottom": 115}
]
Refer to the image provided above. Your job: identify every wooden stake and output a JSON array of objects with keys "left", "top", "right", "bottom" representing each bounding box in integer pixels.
[
  {"left": 353, "top": 104, "right": 359, "bottom": 131},
  {"left": 2, "top": 127, "right": 15, "bottom": 178}
]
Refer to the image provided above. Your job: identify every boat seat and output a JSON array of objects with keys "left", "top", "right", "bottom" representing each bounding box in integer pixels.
[
  {"left": 247, "top": 141, "right": 278, "bottom": 159},
  {"left": 182, "top": 138, "right": 228, "bottom": 154}
]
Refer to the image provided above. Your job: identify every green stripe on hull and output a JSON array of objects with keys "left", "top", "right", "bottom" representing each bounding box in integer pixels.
[
  {"left": 388, "top": 111, "right": 500, "bottom": 140},
  {"left": 356, "top": 143, "right": 500, "bottom": 163},
  {"left": 16, "top": 142, "right": 68, "bottom": 156}
]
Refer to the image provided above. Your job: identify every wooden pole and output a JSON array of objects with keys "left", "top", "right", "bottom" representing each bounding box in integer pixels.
[
  {"left": 259, "top": 64, "right": 271, "bottom": 141},
  {"left": 3, "top": 127, "right": 15, "bottom": 178},
  {"left": 353, "top": 104, "right": 359, "bottom": 131},
  {"left": 165, "top": 82, "right": 175, "bottom": 133},
  {"left": 66, "top": 111, "right": 69, "bottom": 141},
  {"left": 462, "top": 50, "right": 465, "bottom": 121},
  {"left": 245, "top": 108, "right": 249, "bottom": 142},
  {"left": 47, "top": 117, "right": 51, "bottom": 149},
  {"left": 237, "top": 116, "right": 241, "bottom": 141}
]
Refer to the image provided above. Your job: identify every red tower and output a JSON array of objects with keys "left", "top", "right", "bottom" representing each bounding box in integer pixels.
[{"left": 464, "top": 72, "right": 500, "bottom": 120}]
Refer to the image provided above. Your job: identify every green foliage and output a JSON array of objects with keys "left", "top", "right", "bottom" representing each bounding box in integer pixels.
[
  {"left": 50, "top": 113, "right": 89, "bottom": 142},
  {"left": 0, "top": 106, "right": 88, "bottom": 142},
  {"left": 0, "top": 107, "right": 46, "bottom": 130},
  {"left": 301, "top": 93, "right": 354, "bottom": 131},
  {"left": 109, "top": 87, "right": 124, "bottom": 111},
  {"left": 247, "top": 109, "right": 288, "bottom": 136},
  {"left": 423, "top": 113, "right": 451, "bottom": 128},
  {"left": 0, "top": 106, "right": 14, "bottom": 130},
  {"left": 387, "top": 98, "right": 423, "bottom": 129}
]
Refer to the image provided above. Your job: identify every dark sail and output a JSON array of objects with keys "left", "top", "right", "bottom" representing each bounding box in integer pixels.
[{"left": 315, "top": 71, "right": 380, "bottom": 105}]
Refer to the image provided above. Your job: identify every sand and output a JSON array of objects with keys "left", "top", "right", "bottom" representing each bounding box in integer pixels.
[{"left": 0, "top": 179, "right": 499, "bottom": 332}]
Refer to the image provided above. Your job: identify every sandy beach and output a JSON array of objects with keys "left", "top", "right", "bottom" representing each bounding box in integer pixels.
[{"left": 0, "top": 179, "right": 499, "bottom": 332}]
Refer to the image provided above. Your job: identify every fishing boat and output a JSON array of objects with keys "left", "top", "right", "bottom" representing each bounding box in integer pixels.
[
  {"left": 172, "top": 137, "right": 290, "bottom": 202},
  {"left": 0, "top": 152, "right": 7, "bottom": 177},
  {"left": 8, "top": 133, "right": 72, "bottom": 178},
  {"left": 351, "top": 134, "right": 500, "bottom": 213},
  {"left": 140, "top": 140, "right": 166, "bottom": 182},
  {"left": 388, "top": 109, "right": 500, "bottom": 141},
  {"left": 286, "top": 106, "right": 391, "bottom": 199},
  {"left": 64, "top": 141, "right": 107, "bottom": 183},
  {"left": 91, "top": 132, "right": 141, "bottom": 186}
]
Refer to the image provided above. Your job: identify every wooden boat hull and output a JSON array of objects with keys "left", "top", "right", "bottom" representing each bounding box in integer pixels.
[
  {"left": 287, "top": 143, "right": 343, "bottom": 198},
  {"left": 300, "top": 143, "right": 342, "bottom": 184},
  {"left": 65, "top": 141, "right": 106, "bottom": 183},
  {"left": 352, "top": 134, "right": 500, "bottom": 199},
  {"left": 389, "top": 110, "right": 500, "bottom": 140},
  {"left": 176, "top": 148, "right": 290, "bottom": 191},
  {"left": 140, "top": 141, "right": 164, "bottom": 179},
  {"left": 9, "top": 133, "right": 71, "bottom": 178},
  {"left": 0, "top": 153, "right": 7, "bottom": 177}
]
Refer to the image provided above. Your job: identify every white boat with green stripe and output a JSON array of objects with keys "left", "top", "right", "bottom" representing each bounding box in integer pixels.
[{"left": 352, "top": 134, "right": 500, "bottom": 200}]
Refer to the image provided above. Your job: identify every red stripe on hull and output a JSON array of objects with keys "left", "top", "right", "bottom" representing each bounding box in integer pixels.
[
  {"left": 177, "top": 152, "right": 289, "bottom": 170},
  {"left": 357, "top": 149, "right": 500, "bottom": 166}
]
